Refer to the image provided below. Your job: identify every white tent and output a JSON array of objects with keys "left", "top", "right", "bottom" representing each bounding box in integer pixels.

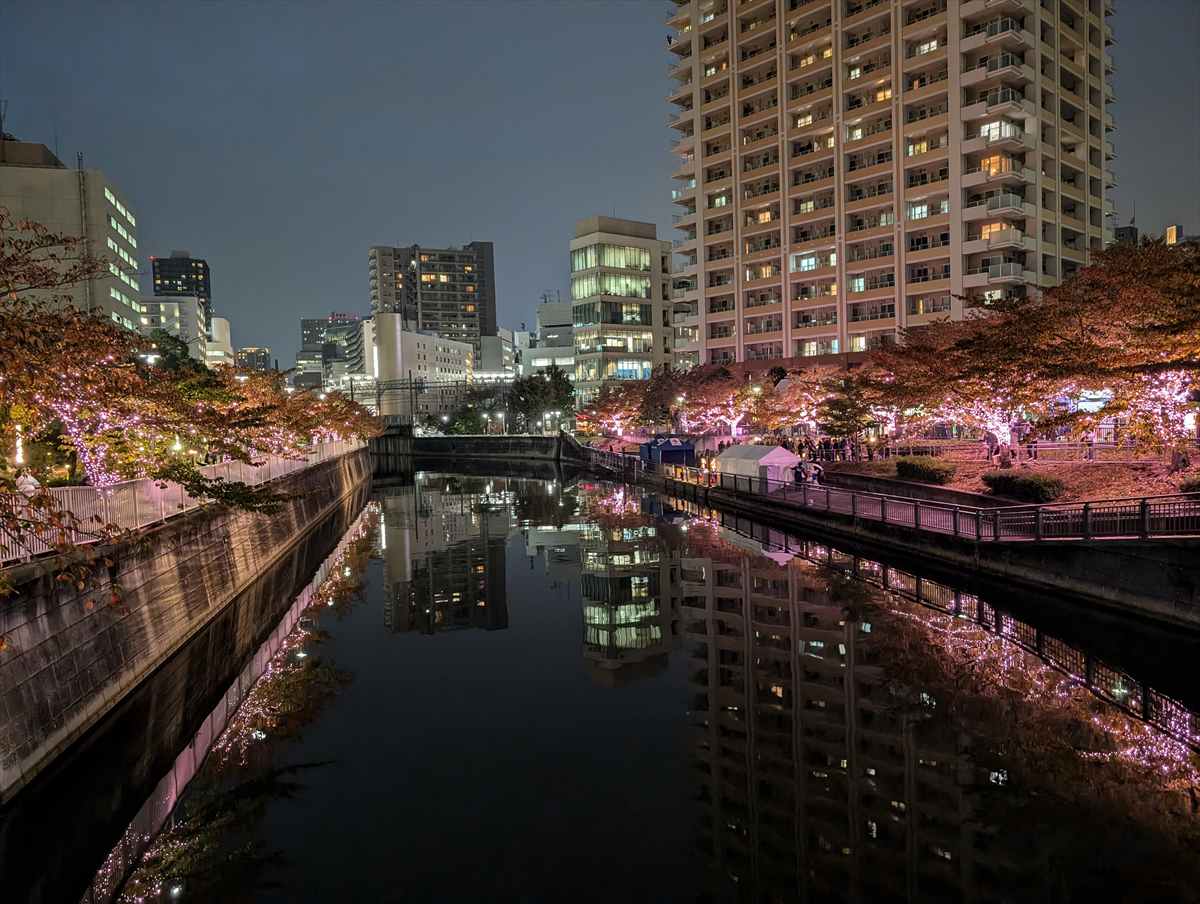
[{"left": 716, "top": 444, "right": 802, "bottom": 485}]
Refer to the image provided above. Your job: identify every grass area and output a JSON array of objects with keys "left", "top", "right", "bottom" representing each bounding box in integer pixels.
[{"left": 826, "top": 459, "right": 1200, "bottom": 503}]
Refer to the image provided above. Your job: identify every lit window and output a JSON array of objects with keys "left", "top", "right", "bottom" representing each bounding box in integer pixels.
[{"left": 875, "top": 87, "right": 892, "bottom": 102}]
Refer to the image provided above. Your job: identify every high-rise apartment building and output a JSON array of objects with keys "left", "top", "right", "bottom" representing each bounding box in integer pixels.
[
  {"left": 235, "top": 346, "right": 273, "bottom": 371},
  {"left": 151, "top": 251, "right": 212, "bottom": 327},
  {"left": 666, "top": 0, "right": 1116, "bottom": 369},
  {"left": 570, "top": 217, "right": 672, "bottom": 404},
  {"left": 368, "top": 241, "right": 498, "bottom": 356},
  {"left": 0, "top": 137, "right": 143, "bottom": 329}
]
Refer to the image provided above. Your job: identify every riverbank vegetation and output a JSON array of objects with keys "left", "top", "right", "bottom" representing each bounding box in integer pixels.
[
  {"left": 580, "top": 241, "right": 1200, "bottom": 470},
  {"left": 0, "top": 213, "right": 379, "bottom": 592}
]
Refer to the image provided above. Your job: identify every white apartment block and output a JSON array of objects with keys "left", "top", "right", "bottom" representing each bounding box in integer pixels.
[
  {"left": 140, "top": 296, "right": 208, "bottom": 363},
  {"left": 0, "top": 139, "right": 144, "bottom": 330},
  {"left": 666, "top": 0, "right": 1116, "bottom": 369}
]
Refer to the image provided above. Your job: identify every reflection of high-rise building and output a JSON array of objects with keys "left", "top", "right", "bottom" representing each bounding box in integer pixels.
[
  {"left": 577, "top": 487, "right": 676, "bottom": 685},
  {"left": 377, "top": 479, "right": 516, "bottom": 635},
  {"left": 676, "top": 529, "right": 1009, "bottom": 902}
]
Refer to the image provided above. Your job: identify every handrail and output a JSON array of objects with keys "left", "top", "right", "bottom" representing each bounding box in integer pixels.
[
  {"left": 586, "top": 448, "right": 1200, "bottom": 543},
  {"left": 1, "top": 440, "right": 367, "bottom": 568}
]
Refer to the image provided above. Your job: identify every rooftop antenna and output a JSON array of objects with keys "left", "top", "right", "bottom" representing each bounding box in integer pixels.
[{"left": 0, "top": 99, "right": 7, "bottom": 164}]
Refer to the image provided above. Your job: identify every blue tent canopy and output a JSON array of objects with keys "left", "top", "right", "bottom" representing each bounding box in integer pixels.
[{"left": 639, "top": 436, "right": 696, "bottom": 466}]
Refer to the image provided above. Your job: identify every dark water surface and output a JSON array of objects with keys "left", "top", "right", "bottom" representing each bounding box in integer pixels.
[{"left": 41, "top": 474, "right": 1200, "bottom": 902}]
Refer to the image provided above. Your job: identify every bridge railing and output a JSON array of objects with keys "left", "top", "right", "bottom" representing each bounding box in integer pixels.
[
  {"left": 0, "top": 440, "right": 365, "bottom": 568},
  {"left": 586, "top": 452, "right": 1200, "bottom": 543}
]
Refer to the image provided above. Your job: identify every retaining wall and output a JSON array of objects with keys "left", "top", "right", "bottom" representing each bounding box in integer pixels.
[
  {"left": 0, "top": 449, "right": 371, "bottom": 801},
  {"left": 647, "top": 474, "right": 1200, "bottom": 629}
]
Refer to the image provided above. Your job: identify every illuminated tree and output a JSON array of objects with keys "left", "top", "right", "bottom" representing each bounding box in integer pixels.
[
  {"left": 753, "top": 365, "right": 836, "bottom": 433},
  {"left": 577, "top": 381, "right": 645, "bottom": 437},
  {"left": 681, "top": 367, "right": 759, "bottom": 438}
]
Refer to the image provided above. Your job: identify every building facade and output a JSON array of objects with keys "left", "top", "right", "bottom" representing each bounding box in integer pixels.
[
  {"left": 0, "top": 138, "right": 143, "bottom": 329},
  {"left": 368, "top": 241, "right": 498, "bottom": 356},
  {"left": 527, "top": 298, "right": 576, "bottom": 378},
  {"left": 570, "top": 216, "right": 672, "bottom": 404},
  {"left": 151, "top": 251, "right": 212, "bottom": 327},
  {"left": 140, "top": 297, "right": 208, "bottom": 362},
  {"left": 666, "top": 0, "right": 1116, "bottom": 369},
  {"left": 206, "top": 316, "right": 234, "bottom": 368},
  {"left": 235, "top": 346, "right": 273, "bottom": 371}
]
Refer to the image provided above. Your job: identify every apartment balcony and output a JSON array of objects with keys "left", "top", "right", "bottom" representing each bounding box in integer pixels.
[
  {"left": 961, "top": 128, "right": 1035, "bottom": 155},
  {"left": 668, "top": 80, "right": 693, "bottom": 104},
  {"left": 961, "top": 163, "right": 1036, "bottom": 189},
  {"left": 904, "top": 239, "right": 952, "bottom": 263},
  {"left": 1061, "top": 211, "right": 1087, "bottom": 232},
  {"left": 961, "top": 54, "right": 1034, "bottom": 90},
  {"left": 1104, "top": 81, "right": 1115, "bottom": 103},
  {"left": 843, "top": 0, "right": 889, "bottom": 28},
  {"left": 902, "top": 2, "right": 948, "bottom": 37},
  {"left": 1103, "top": 110, "right": 1115, "bottom": 132},
  {"left": 844, "top": 29, "right": 892, "bottom": 59},
  {"left": 962, "top": 193, "right": 1035, "bottom": 222},
  {"left": 962, "top": 262, "right": 1032, "bottom": 287},
  {"left": 903, "top": 105, "right": 949, "bottom": 136},
  {"left": 671, "top": 179, "right": 698, "bottom": 203},
  {"left": 844, "top": 191, "right": 895, "bottom": 216},
  {"left": 789, "top": 227, "right": 838, "bottom": 252},
  {"left": 962, "top": 229, "right": 1036, "bottom": 255},
  {"left": 904, "top": 70, "right": 951, "bottom": 104},
  {"left": 844, "top": 123, "right": 893, "bottom": 151},
  {"left": 672, "top": 156, "right": 696, "bottom": 180},
  {"left": 960, "top": 18, "right": 1035, "bottom": 55},
  {"left": 700, "top": 144, "right": 729, "bottom": 165},
  {"left": 672, "top": 233, "right": 698, "bottom": 251},
  {"left": 742, "top": 212, "right": 781, "bottom": 236},
  {"left": 960, "top": 90, "right": 1035, "bottom": 123},
  {"left": 1103, "top": 139, "right": 1116, "bottom": 160}
]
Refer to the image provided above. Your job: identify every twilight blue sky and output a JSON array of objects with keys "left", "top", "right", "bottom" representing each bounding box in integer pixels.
[{"left": 2, "top": 1, "right": 1197, "bottom": 365}]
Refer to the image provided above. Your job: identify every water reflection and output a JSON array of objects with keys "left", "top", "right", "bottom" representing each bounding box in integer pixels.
[{"left": 87, "top": 474, "right": 1200, "bottom": 903}]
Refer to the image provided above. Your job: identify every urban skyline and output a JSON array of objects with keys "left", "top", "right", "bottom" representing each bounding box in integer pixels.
[{"left": 2, "top": 1, "right": 1195, "bottom": 367}]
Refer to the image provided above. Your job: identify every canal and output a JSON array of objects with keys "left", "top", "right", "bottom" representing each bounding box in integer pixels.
[{"left": 9, "top": 470, "right": 1200, "bottom": 903}]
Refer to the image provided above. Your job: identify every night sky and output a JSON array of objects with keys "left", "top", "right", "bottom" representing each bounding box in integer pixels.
[{"left": 3, "top": 1, "right": 1197, "bottom": 365}]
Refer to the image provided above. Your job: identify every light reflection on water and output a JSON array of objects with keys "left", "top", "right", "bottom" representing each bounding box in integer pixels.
[{"left": 109, "top": 474, "right": 1200, "bottom": 903}]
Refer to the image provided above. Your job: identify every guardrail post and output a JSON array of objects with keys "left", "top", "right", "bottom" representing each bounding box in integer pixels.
[
  {"left": 975, "top": 509, "right": 982, "bottom": 540},
  {"left": 850, "top": 493, "right": 857, "bottom": 520},
  {"left": 952, "top": 506, "right": 960, "bottom": 537},
  {"left": 802, "top": 483, "right": 809, "bottom": 507},
  {"left": 1034, "top": 506, "right": 1043, "bottom": 540},
  {"left": 132, "top": 488, "right": 139, "bottom": 527},
  {"left": 1139, "top": 498, "right": 1150, "bottom": 538},
  {"left": 1082, "top": 502, "right": 1091, "bottom": 539},
  {"left": 881, "top": 497, "right": 888, "bottom": 523},
  {"left": 992, "top": 510, "right": 1000, "bottom": 540},
  {"left": 913, "top": 502, "right": 921, "bottom": 530}
]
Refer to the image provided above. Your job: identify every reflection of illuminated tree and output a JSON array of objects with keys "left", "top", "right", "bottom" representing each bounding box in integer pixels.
[
  {"left": 868, "top": 593, "right": 1200, "bottom": 894},
  {"left": 118, "top": 765, "right": 325, "bottom": 903},
  {"left": 117, "top": 513, "right": 376, "bottom": 900}
]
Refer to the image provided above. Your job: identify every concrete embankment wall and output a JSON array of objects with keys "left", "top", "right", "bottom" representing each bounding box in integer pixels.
[
  {"left": 1, "top": 488, "right": 369, "bottom": 904},
  {"left": 647, "top": 475, "right": 1200, "bottom": 629},
  {"left": 0, "top": 449, "right": 371, "bottom": 801}
]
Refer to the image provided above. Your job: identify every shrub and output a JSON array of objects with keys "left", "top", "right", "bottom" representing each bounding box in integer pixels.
[
  {"left": 1180, "top": 476, "right": 1200, "bottom": 495},
  {"left": 894, "top": 456, "right": 956, "bottom": 485},
  {"left": 981, "top": 471, "right": 1065, "bottom": 503}
]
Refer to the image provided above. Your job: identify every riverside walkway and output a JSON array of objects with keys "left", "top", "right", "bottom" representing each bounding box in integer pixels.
[
  {"left": 0, "top": 440, "right": 365, "bottom": 567},
  {"left": 587, "top": 450, "right": 1200, "bottom": 543}
]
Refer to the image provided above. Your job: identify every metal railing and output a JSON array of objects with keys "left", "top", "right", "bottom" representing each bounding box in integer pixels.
[
  {"left": 587, "top": 448, "right": 1200, "bottom": 543},
  {"left": 1, "top": 440, "right": 366, "bottom": 568},
  {"left": 674, "top": 500, "right": 1200, "bottom": 751}
]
